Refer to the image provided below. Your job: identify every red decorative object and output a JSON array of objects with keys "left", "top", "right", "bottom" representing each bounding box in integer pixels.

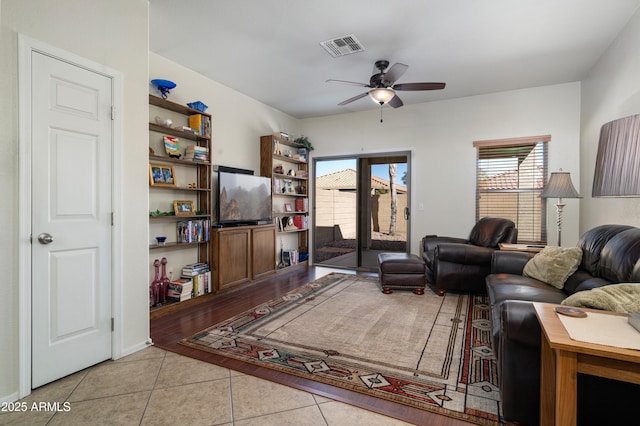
[
  {"left": 151, "top": 259, "right": 161, "bottom": 307},
  {"left": 160, "top": 257, "right": 170, "bottom": 303}
]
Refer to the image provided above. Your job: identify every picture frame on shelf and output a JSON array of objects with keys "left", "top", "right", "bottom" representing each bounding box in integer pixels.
[
  {"left": 149, "top": 163, "right": 176, "bottom": 187},
  {"left": 284, "top": 203, "right": 293, "bottom": 212},
  {"left": 174, "top": 200, "right": 195, "bottom": 216}
]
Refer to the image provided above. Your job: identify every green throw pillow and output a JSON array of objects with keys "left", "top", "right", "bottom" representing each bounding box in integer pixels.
[
  {"left": 561, "top": 284, "right": 640, "bottom": 313},
  {"left": 522, "top": 246, "right": 583, "bottom": 289}
]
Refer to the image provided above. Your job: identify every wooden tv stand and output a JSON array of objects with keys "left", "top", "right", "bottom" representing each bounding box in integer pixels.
[{"left": 212, "top": 224, "right": 276, "bottom": 291}]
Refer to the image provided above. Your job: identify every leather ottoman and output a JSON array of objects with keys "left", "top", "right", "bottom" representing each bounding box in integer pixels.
[{"left": 377, "top": 253, "right": 426, "bottom": 295}]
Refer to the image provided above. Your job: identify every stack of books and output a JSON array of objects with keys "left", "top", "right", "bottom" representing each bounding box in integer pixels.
[
  {"left": 182, "top": 262, "right": 211, "bottom": 296},
  {"left": 166, "top": 277, "right": 193, "bottom": 302},
  {"left": 183, "top": 145, "right": 209, "bottom": 162}
]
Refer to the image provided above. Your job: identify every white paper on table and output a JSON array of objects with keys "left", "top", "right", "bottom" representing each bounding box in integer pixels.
[{"left": 558, "top": 311, "right": 640, "bottom": 350}]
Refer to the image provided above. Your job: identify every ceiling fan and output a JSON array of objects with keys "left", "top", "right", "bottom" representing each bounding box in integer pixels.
[{"left": 327, "top": 60, "right": 446, "bottom": 109}]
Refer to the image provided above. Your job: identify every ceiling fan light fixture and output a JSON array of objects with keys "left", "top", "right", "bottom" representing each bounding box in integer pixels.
[{"left": 369, "top": 87, "right": 395, "bottom": 104}]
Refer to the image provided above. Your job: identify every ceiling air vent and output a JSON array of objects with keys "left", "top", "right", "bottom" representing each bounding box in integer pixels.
[{"left": 320, "top": 34, "right": 365, "bottom": 58}]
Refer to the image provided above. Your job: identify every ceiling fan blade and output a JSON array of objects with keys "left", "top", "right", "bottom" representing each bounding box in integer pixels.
[
  {"left": 326, "top": 79, "right": 371, "bottom": 88},
  {"left": 393, "top": 82, "right": 446, "bottom": 91},
  {"left": 338, "top": 92, "right": 369, "bottom": 106},
  {"left": 388, "top": 95, "right": 404, "bottom": 108},
  {"left": 384, "top": 63, "right": 408, "bottom": 85}
]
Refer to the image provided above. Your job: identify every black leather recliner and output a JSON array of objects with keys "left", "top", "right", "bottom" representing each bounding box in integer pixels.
[{"left": 421, "top": 217, "right": 518, "bottom": 295}]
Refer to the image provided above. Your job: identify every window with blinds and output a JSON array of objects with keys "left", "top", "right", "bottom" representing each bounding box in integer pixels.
[{"left": 473, "top": 136, "right": 549, "bottom": 243}]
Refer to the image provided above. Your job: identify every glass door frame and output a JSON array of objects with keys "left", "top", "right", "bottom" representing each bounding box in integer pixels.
[{"left": 312, "top": 151, "right": 411, "bottom": 271}]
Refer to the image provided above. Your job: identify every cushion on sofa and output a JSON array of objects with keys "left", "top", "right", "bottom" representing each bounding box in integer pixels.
[
  {"left": 522, "top": 246, "right": 583, "bottom": 289},
  {"left": 561, "top": 283, "right": 640, "bottom": 313},
  {"left": 597, "top": 228, "right": 640, "bottom": 282},
  {"left": 577, "top": 224, "right": 635, "bottom": 276},
  {"left": 486, "top": 274, "right": 567, "bottom": 305}
]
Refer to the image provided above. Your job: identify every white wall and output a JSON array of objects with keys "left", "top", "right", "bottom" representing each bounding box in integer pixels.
[
  {"left": 148, "top": 53, "right": 300, "bottom": 270},
  {"left": 301, "top": 83, "right": 582, "bottom": 253},
  {"left": 580, "top": 8, "right": 640, "bottom": 230},
  {"left": 0, "top": 0, "right": 149, "bottom": 402},
  {"left": 150, "top": 54, "right": 298, "bottom": 176}
]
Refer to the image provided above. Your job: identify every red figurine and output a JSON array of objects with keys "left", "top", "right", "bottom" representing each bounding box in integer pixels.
[
  {"left": 151, "top": 259, "right": 161, "bottom": 307},
  {"left": 160, "top": 257, "right": 170, "bottom": 303}
]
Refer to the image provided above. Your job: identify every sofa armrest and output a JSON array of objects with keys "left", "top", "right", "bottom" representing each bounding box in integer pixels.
[
  {"left": 499, "top": 299, "right": 541, "bottom": 347},
  {"left": 435, "top": 243, "right": 496, "bottom": 265},
  {"left": 563, "top": 269, "right": 611, "bottom": 294},
  {"left": 496, "top": 299, "right": 543, "bottom": 424},
  {"left": 491, "top": 250, "right": 535, "bottom": 274},
  {"left": 422, "top": 236, "right": 468, "bottom": 254}
]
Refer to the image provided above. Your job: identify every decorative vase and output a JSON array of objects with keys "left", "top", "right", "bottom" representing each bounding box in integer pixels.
[
  {"left": 151, "top": 259, "right": 161, "bottom": 307},
  {"left": 160, "top": 257, "right": 170, "bottom": 303}
]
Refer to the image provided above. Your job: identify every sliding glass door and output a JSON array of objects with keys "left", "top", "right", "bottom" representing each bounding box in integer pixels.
[{"left": 313, "top": 152, "right": 410, "bottom": 271}]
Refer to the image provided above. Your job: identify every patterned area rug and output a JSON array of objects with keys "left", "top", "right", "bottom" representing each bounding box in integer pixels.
[{"left": 181, "top": 273, "right": 502, "bottom": 425}]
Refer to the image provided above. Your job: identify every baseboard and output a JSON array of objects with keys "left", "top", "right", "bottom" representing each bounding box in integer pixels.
[{"left": 115, "top": 339, "right": 153, "bottom": 360}]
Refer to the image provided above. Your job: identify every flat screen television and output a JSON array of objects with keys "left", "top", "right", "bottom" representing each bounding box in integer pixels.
[{"left": 217, "top": 170, "right": 272, "bottom": 225}]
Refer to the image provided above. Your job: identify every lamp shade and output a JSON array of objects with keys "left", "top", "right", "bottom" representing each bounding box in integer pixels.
[
  {"left": 369, "top": 87, "right": 395, "bottom": 104},
  {"left": 540, "top": 171, "right": 581, "bottom": 199},
  {"left": 592, "top": 113, "right": 640, "bottom": 197}
]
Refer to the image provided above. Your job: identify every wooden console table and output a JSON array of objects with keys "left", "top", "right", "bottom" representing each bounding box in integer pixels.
[
  {"left": 533, "top": 302, "right": 640, "bottom": 425},
  {"left": 212, "top": 224, "right": 276, "bottom": 291}
]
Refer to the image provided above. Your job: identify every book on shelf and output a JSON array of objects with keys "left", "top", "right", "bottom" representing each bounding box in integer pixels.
[
  {"left": 293, "top": 215, "right": 307, "bottom": 230},
  {"left": 191, "top": 270, "right": 211, "bottom": 296},
  {"left": 295, "top": 197, "right": 308, "bottom": 212},
  {"left": 181, "top": 262, "right": 210, "bottom": 297},
  {"left": 177, "top": 219, "right": 210, "bottom": 243},
  {"left": 188, "top": 114, "right": 212, "bottom": 138},
  {"left": 189, "top": 114, "right": 203, "bottom": 136},
  {"left": 281, "top": 249, "right": 298, "bottom": 267},
  {"left": 203, "top": 115, "right": 211, "bottom": 138}
]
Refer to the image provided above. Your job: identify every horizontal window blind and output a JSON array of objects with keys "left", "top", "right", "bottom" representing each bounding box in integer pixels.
[{"left": 474, "top": 136, "right": 549, "bottom": 243}]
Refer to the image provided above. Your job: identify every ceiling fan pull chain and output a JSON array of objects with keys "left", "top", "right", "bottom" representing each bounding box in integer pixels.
[{"left": 380, "top": 104, "right": 383, "bottom": 123}]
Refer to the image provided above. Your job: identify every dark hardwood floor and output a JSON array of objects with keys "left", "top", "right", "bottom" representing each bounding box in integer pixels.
[{"left": 150, "top": 265, "right": 479, "bottom": 426}]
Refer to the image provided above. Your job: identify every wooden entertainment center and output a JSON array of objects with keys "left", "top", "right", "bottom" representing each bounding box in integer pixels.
[{"left": 212, "top": 224, "right": 276, "bottom": 291}]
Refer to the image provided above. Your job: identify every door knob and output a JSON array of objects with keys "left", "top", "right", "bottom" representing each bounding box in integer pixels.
[{"left": 37, "top": 233, "right": 54, "bottom": 244}]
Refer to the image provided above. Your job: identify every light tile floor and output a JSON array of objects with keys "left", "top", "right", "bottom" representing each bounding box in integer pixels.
[{"left": 1, "top": 346, "right": 414, "bottom": 425}]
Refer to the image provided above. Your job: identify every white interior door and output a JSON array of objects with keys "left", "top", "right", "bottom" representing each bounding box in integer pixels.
[{"left": 31, "top": 51, "right": 113, "bottom": 388}]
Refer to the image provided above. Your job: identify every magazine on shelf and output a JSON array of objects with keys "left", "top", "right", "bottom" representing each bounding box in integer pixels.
[{"left": 166, "top": 278, "right": 193, "bottom": 302}]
